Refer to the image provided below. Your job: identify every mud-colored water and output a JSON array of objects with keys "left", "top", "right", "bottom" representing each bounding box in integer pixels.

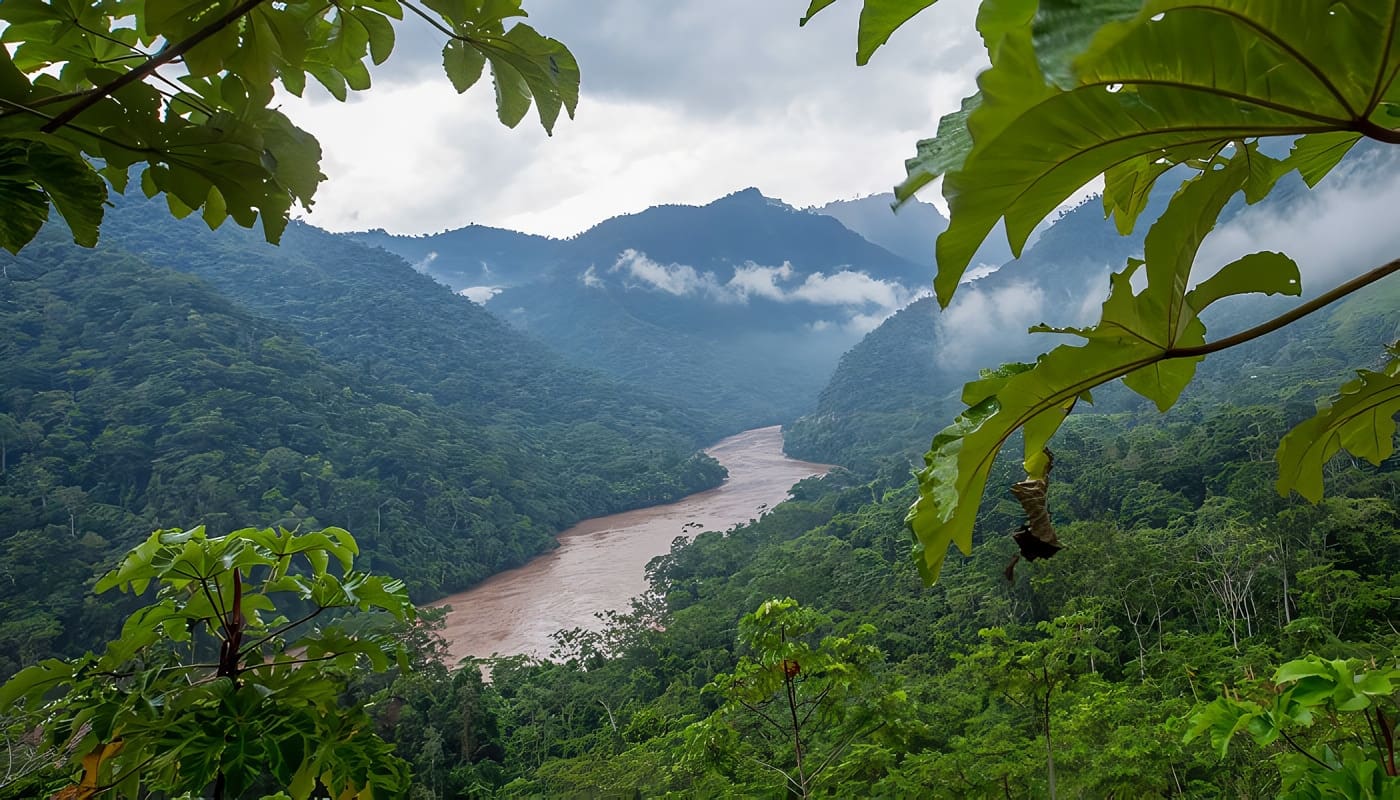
[{"left": 430, "top": 425, "right": 831, "bottom": 663}]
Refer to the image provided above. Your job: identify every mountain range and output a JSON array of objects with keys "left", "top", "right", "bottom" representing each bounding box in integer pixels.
[{"left": 352, "top": 188, "right": 936, "bottom": 430}]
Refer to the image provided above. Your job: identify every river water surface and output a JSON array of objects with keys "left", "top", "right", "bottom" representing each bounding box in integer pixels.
[{"left": 430, "top": 426, "right": 830, "bottom": 663}]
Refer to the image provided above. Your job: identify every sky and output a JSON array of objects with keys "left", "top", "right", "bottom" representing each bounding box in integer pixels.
[{"left": 281, "top": 0, "right": 986, "bottom": 237}]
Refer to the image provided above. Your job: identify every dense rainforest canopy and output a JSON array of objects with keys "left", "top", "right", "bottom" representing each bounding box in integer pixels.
[{"left": 1, "top": 0, "right": 1398, "bottom": 798}]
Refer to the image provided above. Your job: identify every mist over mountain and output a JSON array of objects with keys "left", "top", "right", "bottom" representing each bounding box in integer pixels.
[
  {"left": 352, "top": 224, "right": 566, "bottom": 294},
  {"left": 356, "top": 188, "right": 932, "bottom": 432},
  {"left": 786, "top": 145, "right": 1400, "bottom": 467}
]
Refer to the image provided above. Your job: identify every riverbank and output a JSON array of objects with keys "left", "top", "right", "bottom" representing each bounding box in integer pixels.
[{"left": 429, "top": 426, "right": 830, "bottom": 663}]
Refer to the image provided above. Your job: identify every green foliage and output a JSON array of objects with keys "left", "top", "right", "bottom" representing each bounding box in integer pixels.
[
  {"left": 428, "top": 387, "right": 1397, "bottom": 796},
  {"left": 805, "top": 0, "right": 1400, "bottom": 582},
  {"left": 0, "top": 211, "right": 726, "bottom": 673},
  {"left": 1278, "top": 345, "right": 1400, "bottom": 502},
  {"left": 0, "top": 0, "right": 576, "bottom": 252},
  {"left": 800, "top": 0, "right": 939, "bottom": 66},
  {"left": 0, "top": 525, "right": 415, "bottom": 799},
  {"left": 688, "top": 598, "right": 909, "bottom": 798},
  {"left": 1189, "top": 656, "right": 1400, "bottom": 797}
]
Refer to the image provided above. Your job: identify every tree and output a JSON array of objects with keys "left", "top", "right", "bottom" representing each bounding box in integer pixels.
[
  {"left": 804, "top": 0, "right": 1400, "bottom": 582},
  {"left": 686, "top": 598, "right": 910, "bottom": 799},
  {"left": 0, "top": 0, "right": 578, "bottom": 253},
  {"left": 0, "top": 525, "right": 417, "bottom": 799}
]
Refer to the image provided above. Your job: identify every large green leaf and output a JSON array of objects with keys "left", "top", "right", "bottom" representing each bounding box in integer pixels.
[
  {"left": 0, "top": 138, "right": 49, "bottom": 253},
  {"left": 909, "top": 153, "right": 1304, "bottom": 582},
  {"left": 909, "top": 0, "right": 1400, "bottom": 303},
  {"left": 0, "top": 0, "right": 578, "bottom": 250},
  {"left": 1276, "top": 346, "right": 1400, "bottom": 502},
  {"left": 26, "top": 136, "right": 108, "bottom": 247}
]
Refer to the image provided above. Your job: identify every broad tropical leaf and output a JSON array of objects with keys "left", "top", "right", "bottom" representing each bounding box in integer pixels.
[
  {"left": 799, "top": 0, "right": 941, "bottom": 65},
  {"left": 1277, "top": 346, "right": 1400, "bottom": 502},
  {"left": 909, "top": 153, "right": 1303, "bottom": 582},
  {"left": 0, "top": 0, "right": 578, "bottom": 249},
  {"left": 900, "top": 0, "right": 1400, "bottom": 303}
]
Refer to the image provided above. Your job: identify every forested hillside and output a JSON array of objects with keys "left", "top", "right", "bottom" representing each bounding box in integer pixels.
[
  {"left": 361, "top": 188, "right": 928, "bottom": 431},
  {"left": 0, "top": 206, "right": 726, "bottom": 678},
  {"left": 330, "top": 364, "right": 1399, "bottom": 796}
]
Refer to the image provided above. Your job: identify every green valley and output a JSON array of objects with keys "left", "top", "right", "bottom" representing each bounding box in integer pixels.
[{"left": 2, "top": 0, "right": 1399, "bottom": 797}]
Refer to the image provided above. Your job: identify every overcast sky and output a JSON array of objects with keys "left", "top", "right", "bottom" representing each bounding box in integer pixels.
[{"left": 281, "top": 0, "right": 985, "bottom": 237}]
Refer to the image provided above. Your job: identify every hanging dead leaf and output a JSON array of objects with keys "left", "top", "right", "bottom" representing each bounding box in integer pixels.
[{"left": 1005, "top": 450, "right": 1061, "bottom": 579}]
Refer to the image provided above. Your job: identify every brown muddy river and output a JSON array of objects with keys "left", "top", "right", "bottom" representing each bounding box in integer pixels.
[{"left": 430, "top": 425, "right": 831, "bottom": 663}]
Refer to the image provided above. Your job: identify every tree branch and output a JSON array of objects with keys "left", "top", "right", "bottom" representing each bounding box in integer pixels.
[
  {"left": 41, "top": 0, "right": 269, "bottom": 133},
  {"left": 1279, "top": 727, "right": 1337, "bottom": 772},
  {"left": 1166, "top": 258, "right": 1400, "bottom": 359},
  {"left": 736, "top": 699, "right": 789, "bottom": 737},
  {"left": 237, "top": 605, "right": 326, "bottom": 659}
]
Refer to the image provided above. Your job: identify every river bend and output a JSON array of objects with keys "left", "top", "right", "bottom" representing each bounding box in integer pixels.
[{"left": 430, "top": 426, "right": 830, "bottom": 662}]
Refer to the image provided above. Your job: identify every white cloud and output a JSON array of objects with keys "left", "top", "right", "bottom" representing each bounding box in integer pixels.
[
  {"left": 609, "top": 250, "right": 914, "bottom": 311},
  {"left": 962, "top": 262, "right": 1000, "bottom": 283},
  {"left": 458, "top": 286, "right": 501, "bottom": 304},
  {"left": 728, "top": 262, "right": 794, "bottom": 301},
  {"left": 934, "top": 281, "right": 1047, "bottom": 370},
  {"left": 791, "top": 270, "right": 913, "bottom": 308},
  {"left": 611, "top": 249, "right": 725, "bottom": 297},
  {"left": 846, "top": 310, "right": 901, "bottom": 335},
  {"left": 410, "top": 251, "right": 438, "bottom": 273},
  {"left": 580, "top": 265, "right": 605, "bottom": 288}
]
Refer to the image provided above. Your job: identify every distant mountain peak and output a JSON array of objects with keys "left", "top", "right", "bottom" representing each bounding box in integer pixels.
[{"left": 712, "top": 187, "right": 794, "bottom": 212}]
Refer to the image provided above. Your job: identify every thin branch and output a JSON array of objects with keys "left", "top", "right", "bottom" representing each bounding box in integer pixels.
[
  {"left": 237, "top": 605, "right": 326, "bottom": 658},
  {"left": 399, "top": 0, "right": 469, "bottom": 41},
  {"left": 201, "top": 579, "right": 232, "bottom": 640},
  {"left": 238, "top": 654, "right": 341, "bottom": 671},
  {"left": 797, "top": 685, "right": 832, "bottom": 729},
  {"left": 42, "top": 0, "right": 269, "bottom": 133},
  {"left": 742, "top": 754, "right": 795, "bottom": 785},
  {"left": 1279, "top": 727, "right": 1337, "bottom": 772},
  {"left": 736, "top": 699, "right": 789, "bottom": 737},
  {"left": 1165, "top": 259, "right": 1400, "bottom": 359},
  {"left": 82, "top": 752, "right": 160, "bottom": 794},
  {"left": 1378, "top": 708, "right": 1397, "bottom": 777}
]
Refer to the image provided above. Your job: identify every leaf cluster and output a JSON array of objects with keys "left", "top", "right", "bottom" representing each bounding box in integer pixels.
[
  {"left": 0, "top": 525, "right": 415, "bottom": 799},
  {"left": 0, "top": 0, "right": 577, "bottom": 253},
  {"left": 1188, "top": 656, "right": 1400, "bottom": 797}
]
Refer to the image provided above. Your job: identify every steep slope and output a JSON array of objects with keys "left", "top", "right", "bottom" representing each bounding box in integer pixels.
[
  {"left": 0, "top": 206, "right": 729, "bottom": 673},
  {"left": 352, "top": 188, "right": 930, "bottom": 433},
  {"left": 97, "top": 197, "right": 720, "bottom": 448}
]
